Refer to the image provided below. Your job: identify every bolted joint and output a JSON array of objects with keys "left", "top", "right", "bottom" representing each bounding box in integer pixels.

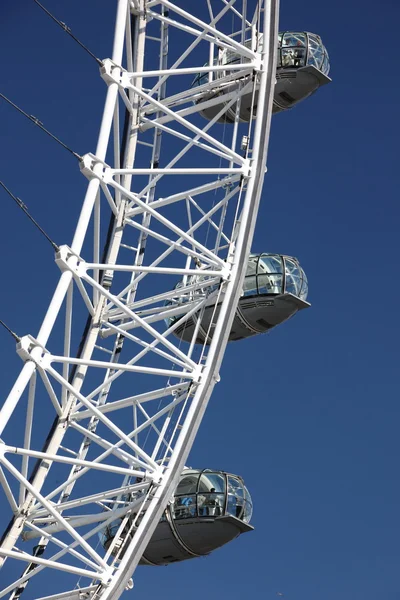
[
  {"left": 172, "top": 387, "right": 184, "bottom": 398},
  {"left": 101, "top": 269, "right": 114, "bottom": 290},
  {"left": 241, "top": 158, "right": 252, "bottom": 178},
  {"left": 219, "top": 265, "right": 232, "bottom": 282},
  {"left": 253, "top": 54, "right": 262, "bottom": 73},
  {"left": 213, "top": 371, "right": 221, "bottom": 383},
  {"left": 151, "top": 467, "right": 165, "bottom": 486},
  {"left": 79, "top": 153, "right": 97, "bottom": 179},
  {"left": 99, "top": 566, "right": 116, "bottom": 585},
  {"left": 55, "top": 245, "right": 81, "bottom": 275},
  {"left": 241, "top": 135, "right": 250, "bottom": 153},
  {"left": 100, "top": 58, "right": 128, "bottom": 88},
  {"left": 191, "top": 365, "right": 203, "bottom": 385},
  {"left": 79, "top": 153, "right": 109, "bottom": 180},
  {"left": 79, "top": 153, "right": 113, "bottom": 184},
  {"left": 16, "top": 335, "right": 51, "bottom": 370}
]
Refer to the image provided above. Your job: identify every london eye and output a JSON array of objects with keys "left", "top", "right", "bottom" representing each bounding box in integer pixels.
[{"left": 0, "top": 2, "right": 330, "bottom": 598}]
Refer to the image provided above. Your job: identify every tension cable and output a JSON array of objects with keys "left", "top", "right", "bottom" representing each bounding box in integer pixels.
[
  {"left": 0, "top": 181, "right": 59, "bottom": 252},
  {"left": 33, "top": 0, "right": 103, "bottom": 66},
  {"left": 0, "top": 93, "right": 81, "bottom": 160},
  {"left": 0, "top": 320, "right": 20, "bottom": 342}
]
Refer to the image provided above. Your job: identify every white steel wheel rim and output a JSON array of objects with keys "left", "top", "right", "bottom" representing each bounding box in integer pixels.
[{"left": 0, "top": 1, "right": 279, "bottom": 598}]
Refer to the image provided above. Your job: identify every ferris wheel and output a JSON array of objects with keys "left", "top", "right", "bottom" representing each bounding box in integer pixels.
[{"left": 0, "top": 1, "right": 330, "bottom": 599}]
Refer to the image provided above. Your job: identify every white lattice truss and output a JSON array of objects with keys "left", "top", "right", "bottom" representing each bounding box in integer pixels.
[{"left": 0, "top": 1, "right": 279, "bottom": 598}]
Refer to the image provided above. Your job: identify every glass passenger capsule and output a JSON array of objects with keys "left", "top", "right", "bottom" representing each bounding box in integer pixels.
[
  {"left": 192, "top": 31, "right": 331, "bottom": 121},
  {"left": 100, "top": 469, "right": 253, "bottom": 566},
  {"left": 166, "top": 253, "right": 310, "bottom": 345}
]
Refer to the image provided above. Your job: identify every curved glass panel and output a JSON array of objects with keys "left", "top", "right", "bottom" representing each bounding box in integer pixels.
[
  {"left": 243, "top": 486, "right": 253, "bottom": 523},
  {"left": 199, "top": 472, "right": 226, "bottom": 493},
  {"left": 322, "top": 54, "right": 329, "bottom": 74},
  {"left": 284, "top": 257, "right": 302, "bottom": 296},
  {"left": 172, "top": 471, "right": 252, "bottom": 524},
  {"left": 283, "top": 256, "right": 308, "bottom": 300},
  {"left": 176, "top": 471, "right": 200, "bottom": 495},
  {"left": 198, "top": 493, "right": 225, "bottom": 517},
  {"left": 242, "top": 253, "right": 308, "bottom": 300},
  {"left": 283, "top": 32, "right": 306, "bottom": 47},
  {"left": 258, "top": 273, "right": 283, "bottom": 295},
  {"left": 244, "top": 275, "right": 257, "bottom": 297},
  {"left": 278, "top": 31, "right": 330, "bottom": 76},
  {"left": 257, "top": 254, "right": 283, "bottom": 295},
  {"left": 308, "top": 34, "right": 324, "bottom": 70},
  {"left": 173, "top": 494, "right": 197, "bottom": 520},
  {"left": 247, "top": 255, "right": 258, "bottom": 276},
  {"left": 243, "top": 253, "right": 283, "bottom": 298},
  {"left": 227, "top": 492, "right": 239, "bottom": 518},
  {"left": 226, "top": 476, "right": 245, "bottom": 520},
  {"left": 258, "top": 254, "right": 283, "bottom": 274}
]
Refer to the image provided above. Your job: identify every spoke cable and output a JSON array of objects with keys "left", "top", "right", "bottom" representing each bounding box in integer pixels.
[
  {"left": 33, "top": 0, "right": 103, "bottom": 66},
  {"left": 0, "top": 319, "right": 20, "bottom": 342},
  {"left": 0, "top": 181, "right": 59, "bottom": 252},
  {"left": 0, "top": 93, "right": 81, "bottom": 160}
]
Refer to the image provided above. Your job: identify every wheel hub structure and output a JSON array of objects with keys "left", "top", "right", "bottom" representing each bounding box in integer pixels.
[{"left": 0, "top": 1, "right": 279, "bottom": 598}]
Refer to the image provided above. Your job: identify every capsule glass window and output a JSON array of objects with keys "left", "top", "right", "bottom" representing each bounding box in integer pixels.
[
  {"left": 243, "top": 275, "right": 257, "bottom": 297},
  {"left": 176, "top": 472, "right": 200, "bottom": 495},
  {"left": 277, "top": 31, "right": 330, "bottom": 77},
  {"left": 173, "top": 494, "right": 197, "bottom": 520},
  {"left": 198, "top": 492, "right": 225, "bottom": 517},
  {"left": 283, "top": 33, "right": 306, "bottom": 47},
  {"left": 257, "top": 273, "right": 282, "bottom": 295},
  {"left": 243, "top": 486, "right": 253, "bottom": 523},
  {"left": 198, "top": 472, "right": 226, "bottom": 493},
  {"left": 258, "top": 254, "right": 282, "bottom": 274},
  {"left": 283, "top": 257, "right": 308, "bottom": 300},
  {"left": 247, "top": 255, "right": 259, "bottom": 276},
  {"left": 308, "top": 35, "right": 323, "bottom": 69},
  {"left": 197, "top": 471, "right": 226, "bottom": 520},
  {"left": 306, "top": 33, "right": 330, "bottom": 76},
  {"left": 227, "top": 476, "right": 245, "bottom": 520},
  {"left": 257, "top": 254, "right": 283, "bottom": 295}
]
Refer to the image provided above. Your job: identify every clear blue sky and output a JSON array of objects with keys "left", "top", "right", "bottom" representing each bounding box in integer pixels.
[{"left": 1, "top": 1, "right": 400, "bottom": 599}]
